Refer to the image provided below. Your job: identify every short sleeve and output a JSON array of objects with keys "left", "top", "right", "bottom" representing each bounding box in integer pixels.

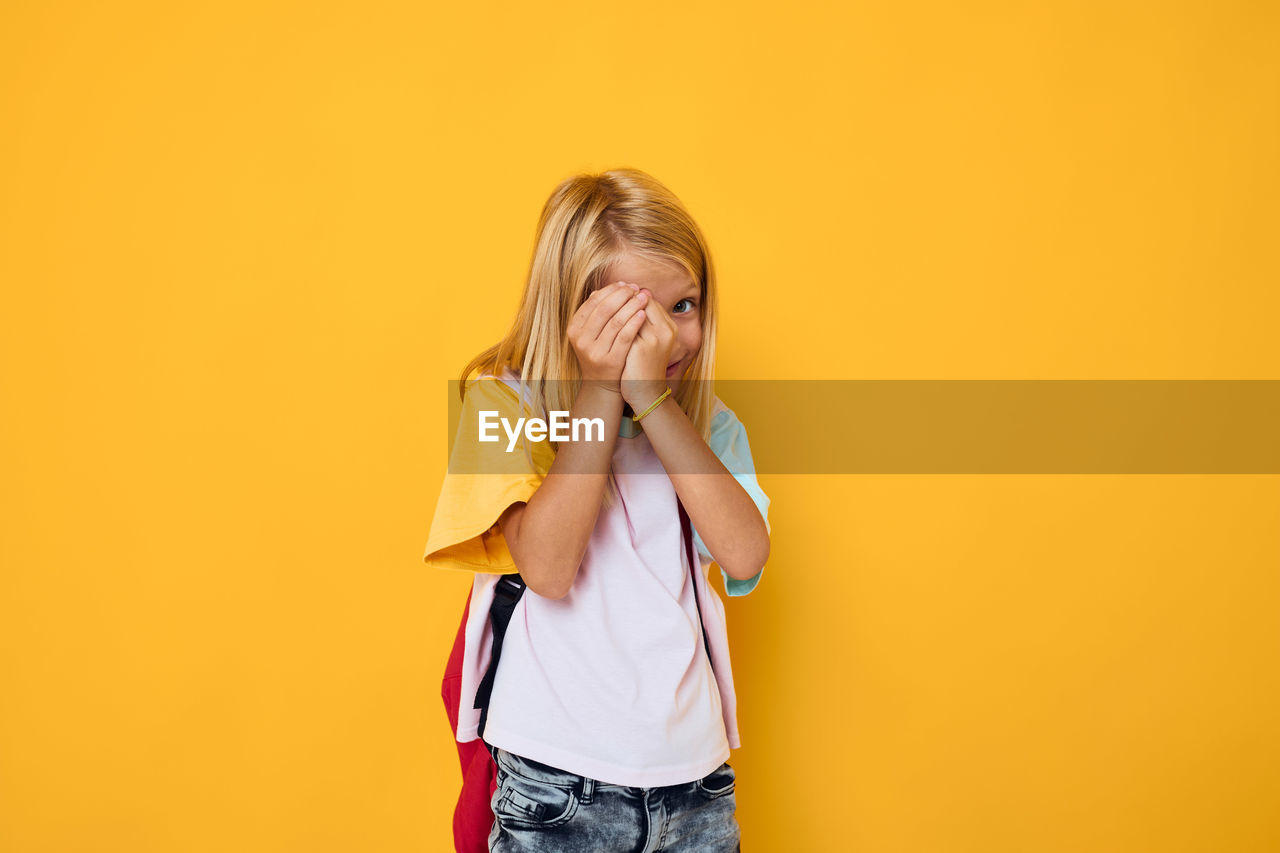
[
  {"left": 690, "top": 403, "right": 771, "bottom": 597},
  {"left": 422, "top": 372, "right": 555, "bottom": 575}
]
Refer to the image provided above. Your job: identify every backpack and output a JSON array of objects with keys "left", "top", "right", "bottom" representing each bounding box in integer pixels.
[{"left": 441, "top": 499, "right": 713, "bottom": 852}]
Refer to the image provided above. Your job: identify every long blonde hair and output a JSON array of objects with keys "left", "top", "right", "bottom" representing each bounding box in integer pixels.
[{"left": 459, "top": 168, "right": 720, "bottom": 507}]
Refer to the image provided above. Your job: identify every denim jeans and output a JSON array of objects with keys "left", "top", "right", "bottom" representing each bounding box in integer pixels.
[{"left": 486, "top": 744, "right": 742, "bottom": 852}]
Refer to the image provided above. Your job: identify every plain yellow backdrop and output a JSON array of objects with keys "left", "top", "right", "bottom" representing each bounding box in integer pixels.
[{"left": 3, "top": 1, "right": 1278, "bottom": 851}]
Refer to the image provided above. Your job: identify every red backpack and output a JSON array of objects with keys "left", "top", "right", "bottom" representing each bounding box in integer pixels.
[
  {"left": 440, "top": 502, "right": 708, "bottom": 852},
  {"left": 441, "top": 589, "right": 497, "bottom": 853}
]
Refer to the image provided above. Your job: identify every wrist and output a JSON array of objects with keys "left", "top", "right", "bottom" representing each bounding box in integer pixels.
[
  {"left": 622, "top": 381, "right": 670, "bottom": 410},
  {"left": 579, "top": 378, "right": 622, "bottom": 396},
  {"left": 577, "top": 380, "right": 626, "bottom": 412}
]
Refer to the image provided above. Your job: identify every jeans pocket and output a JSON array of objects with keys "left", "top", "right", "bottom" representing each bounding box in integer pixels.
[
  {"left": 695, "top": 761, "right": 736, "bottom": 800},
  {"left": 492, "top": 750, "right": 581, "bottom": 829}
]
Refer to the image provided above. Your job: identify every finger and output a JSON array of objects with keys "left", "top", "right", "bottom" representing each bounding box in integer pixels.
[
  {"left": 609, "top": 304, "right": 649, "bottom": 357},
  {"left": 641, "top": 291, "right": 676, "bottom": 332},
  {"left": 570, "top": 280, "right": 624, "bottom": 320},
  {"left": 585, "top": 283, "right": 643, "bottom": 343},
  {"left": 580, "top": 282, "right": 639, "bottom": 342},
  {"left": 635, "top": 293, "right": 663, "bottom": 336},
  {"left": 596, "top": 290, "right": 649, "bottom": 353},
  {"left": 569, "top": 281, "right": 624, "bottom": 334},
  {"left": 627, "top": 295, "right": 660, "bottom": 343}
]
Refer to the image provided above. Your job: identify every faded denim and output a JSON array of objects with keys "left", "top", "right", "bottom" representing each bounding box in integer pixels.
[{"left": 486, "top": 744, "right": 742, "bottom": 852}]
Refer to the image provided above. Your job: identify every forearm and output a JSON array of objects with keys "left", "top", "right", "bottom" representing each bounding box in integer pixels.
[
  {"left": 629, "top": 387, "right": 770, "bottom": 579},
  {"left": 502, "top": 383, "right": 624, "bottom": 598}
]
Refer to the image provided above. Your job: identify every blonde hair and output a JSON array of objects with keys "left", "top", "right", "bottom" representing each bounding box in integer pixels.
[{"left": 459, "top": 167, "right": 720, "bottom": 507}]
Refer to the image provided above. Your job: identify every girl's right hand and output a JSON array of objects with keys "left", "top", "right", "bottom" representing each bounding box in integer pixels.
[{"left": 567, "top": 281, "right": 649, "bottom": 392}]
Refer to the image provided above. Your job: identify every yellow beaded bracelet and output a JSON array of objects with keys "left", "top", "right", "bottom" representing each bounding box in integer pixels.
[{"left": 631, "top": 387, "right": 673, "bottom": 422}]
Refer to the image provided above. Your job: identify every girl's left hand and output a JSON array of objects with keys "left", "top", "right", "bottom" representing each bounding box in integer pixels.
[{"left": 620, "top": 291, "right": 676, "bottom": 409}]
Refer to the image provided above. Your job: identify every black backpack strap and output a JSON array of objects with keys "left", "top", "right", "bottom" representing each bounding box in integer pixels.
[
  {"left": 474, "top": 572, "right": 526, "bottom": 740},
  {"left": 678, "top": 500, "right": 714, "bottom": 674}
]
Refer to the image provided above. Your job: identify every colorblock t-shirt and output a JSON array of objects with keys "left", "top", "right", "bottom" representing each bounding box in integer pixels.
[{"left": 423, "top": 366, "right": 771, "bottom": 787}]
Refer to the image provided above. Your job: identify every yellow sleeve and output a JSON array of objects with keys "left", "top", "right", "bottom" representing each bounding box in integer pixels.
[{"left": 422, "top": 373, "right": 555, "bottom": 575}]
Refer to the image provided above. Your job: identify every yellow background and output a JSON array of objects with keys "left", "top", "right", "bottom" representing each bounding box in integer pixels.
[{"left": 3, "top": 1, "right": 1278, "bottom": 851}]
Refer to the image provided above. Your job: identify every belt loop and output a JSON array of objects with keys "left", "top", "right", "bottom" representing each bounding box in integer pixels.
[{"left": 580, "top": 775, "right": 595, "bottom": 804}]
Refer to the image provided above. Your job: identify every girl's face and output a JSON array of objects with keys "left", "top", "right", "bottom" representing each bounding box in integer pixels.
[{"left": 600, "top": 251, "right": 703, "bottom": 388}]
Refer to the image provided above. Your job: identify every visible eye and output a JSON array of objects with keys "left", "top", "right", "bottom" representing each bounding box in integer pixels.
[{"left": 673, "top": 298, "right": 697, "bottom": 315}]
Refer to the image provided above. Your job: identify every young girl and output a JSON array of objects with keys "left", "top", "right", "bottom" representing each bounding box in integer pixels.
[{"left": 424, "top": 168, "right": 771, "bottom": 852}]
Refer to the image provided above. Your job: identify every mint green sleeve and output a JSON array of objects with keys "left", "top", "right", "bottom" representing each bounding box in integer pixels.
[{"left": 691, "top": 407, "right": 771, "bottom": 597}]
